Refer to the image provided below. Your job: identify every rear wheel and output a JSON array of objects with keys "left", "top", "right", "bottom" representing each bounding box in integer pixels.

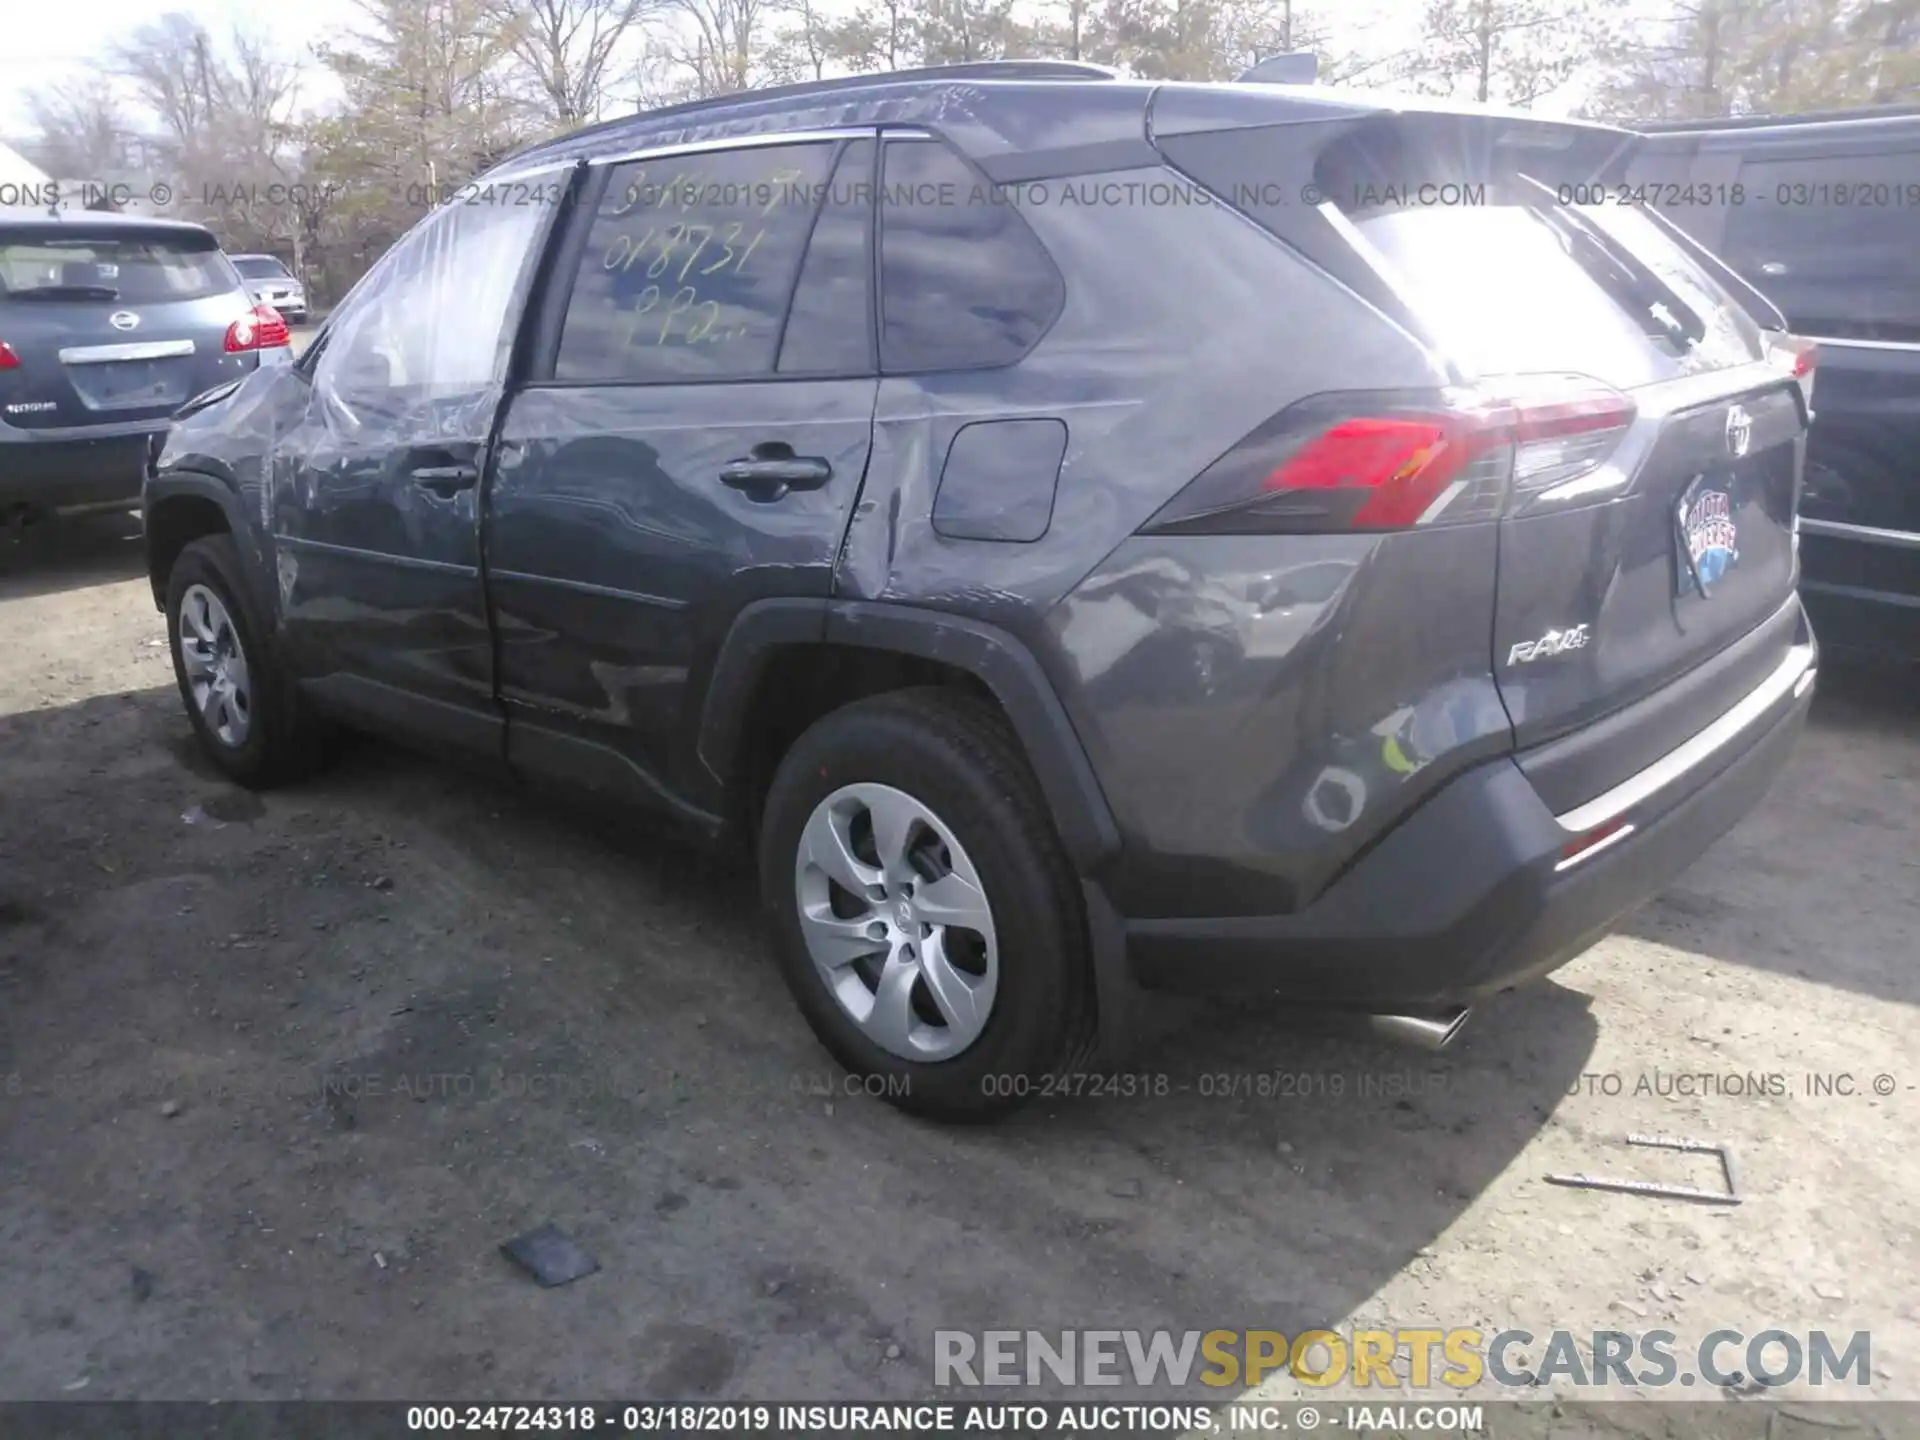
[
  {"left": 759, "top": 688, "right": 1092, "bottom": 1122},
  {"left": 166, "top": 535, "right": 328, "bottom": 787}
]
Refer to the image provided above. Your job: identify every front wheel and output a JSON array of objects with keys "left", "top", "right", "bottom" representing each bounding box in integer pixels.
[
  {"left": 165, "top": 535, "right": 328, "bottom": 787},
  {"left": 759, "top": 688, "right": 1093, "bottom": 1122}
]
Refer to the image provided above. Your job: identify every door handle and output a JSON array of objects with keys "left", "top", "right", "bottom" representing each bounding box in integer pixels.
[
  {"left": 718, "top": 446, "right": 832, "bottom": 502},
  {"left": 412, "top": 463, "right": 479, "bottom": 496}
]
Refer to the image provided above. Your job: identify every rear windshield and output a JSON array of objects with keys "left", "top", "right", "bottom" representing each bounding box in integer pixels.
[
  {"left": 233, "top": 256, "right": 292, "bottom": 280},
  {"left": 1320, "top": 135, "right": 1766, "bottom": 390},
  {"left": 0, "top": 231, "right": 235, "bottom": 304}
]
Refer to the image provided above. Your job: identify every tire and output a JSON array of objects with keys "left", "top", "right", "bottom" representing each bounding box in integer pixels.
[
  {"left": 165, "top": 534, "right": 328, "bottom": 788},
  {"left": 759, "top": 687, "right": 1093, "bottom": 1122}
]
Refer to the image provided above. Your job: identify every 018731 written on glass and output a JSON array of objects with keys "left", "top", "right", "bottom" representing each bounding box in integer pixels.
[{"left": 598, "top": 162, "right": 812, "bottom": 352}]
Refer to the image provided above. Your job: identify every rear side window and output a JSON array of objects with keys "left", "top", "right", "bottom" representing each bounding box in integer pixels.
[
  {"left": 555, "top": 142, "right": 835, "bottom": 384},
  {"left": 1721, "top": 148, "right": 1920, "bottom": 340},
  {"left": 878, "top": 138, "right": 1063, "bottom": 373},
  {"left": 0, "top": 231, "right": 234, "bottom": 304}
]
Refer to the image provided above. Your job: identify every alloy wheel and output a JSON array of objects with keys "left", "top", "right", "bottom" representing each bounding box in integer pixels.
[{"left": 177, "top": 583, "right": 252, "bottom": 748}]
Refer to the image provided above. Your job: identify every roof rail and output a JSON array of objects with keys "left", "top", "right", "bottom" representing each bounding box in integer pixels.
[
  {"left": 502, "top": 60, "right": 1120, "bottom": 168},
  {"left": 1633, "top": 102, "right": 1920, "bottom": 133}
]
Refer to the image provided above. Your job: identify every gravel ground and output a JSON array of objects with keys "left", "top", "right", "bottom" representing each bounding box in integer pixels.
[{"left": 0, "top": 511, "right": 1914, "bottom": 1404}]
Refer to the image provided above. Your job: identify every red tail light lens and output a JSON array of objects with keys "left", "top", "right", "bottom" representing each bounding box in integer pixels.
[
  {"left": 1771, "top": 333, "right": 1817, "bottom": 379},
  {"left": 224, "top": 304, "right": 290, "bottom": 353},
  {"left": 1263, "top": 412, "right": 1509, "bottom": 529},
  {"left": 1145, "top": 377, "right": 1635, "bottom": 535},
  {"left": 1770, "top": 334, "right": 1817, "bottom": 410},
  {"left": 0, "top": 341, "right": 20, "bottom": 370}
]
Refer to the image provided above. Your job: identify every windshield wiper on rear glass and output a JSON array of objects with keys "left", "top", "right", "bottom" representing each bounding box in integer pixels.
[{"left": 7, "top": 284, "right": 122, "bottom": 301}]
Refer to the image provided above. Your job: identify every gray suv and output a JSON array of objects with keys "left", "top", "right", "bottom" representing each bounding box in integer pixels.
[
  {"left": 144, "top": 63, "right": 1819, "bottom": 1120},
  {"left": 2, "top": 214, "right": 290, "bottom": 521}
]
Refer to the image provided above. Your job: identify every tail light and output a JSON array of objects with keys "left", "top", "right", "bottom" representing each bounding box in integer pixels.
[
  {"left": 1143, "top": 376, "right": 1636, "bottom": 535},
  {"left": 1771, "top": 333, "right": 1817, "bottom": 378},
  {"left": 0, "top": 341, "right": 20, "bottom": 370},
  {"left": 1770, "top": 333, "right": 1817, "bottom": 409},
  {"left": 224, "top": 304, "right": 290, "bottom": 354}
]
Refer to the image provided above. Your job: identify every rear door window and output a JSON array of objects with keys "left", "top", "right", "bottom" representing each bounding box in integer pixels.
[
  {"left": 554, "top": 141, "right": 835, "bottom": 384},
  {"left": 877, "top": 136, "right": 1064, "bottom": 373},
  {"left": 0, "top": 230, "right": 234, "bottom": 304}
]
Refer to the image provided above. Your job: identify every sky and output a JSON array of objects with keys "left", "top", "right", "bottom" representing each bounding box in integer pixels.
[
  {"left": 0, "top": 0, "right": 1590, "bottom": 138},
  {"left": 0, "top": 0, "right": 360, "bottom": 132}
]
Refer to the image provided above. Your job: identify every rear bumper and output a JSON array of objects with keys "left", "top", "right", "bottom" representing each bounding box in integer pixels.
[
  {"left": 0, "top": 428, "right": 158, "bottom": 510},
  {"left": 1125, "top": 636, "right": 1815, "bottom": 1007}
]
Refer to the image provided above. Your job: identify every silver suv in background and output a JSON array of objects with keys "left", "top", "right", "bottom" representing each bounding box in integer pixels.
[{"left": 230, "top": 253, "right": 308, "bottom": 324}]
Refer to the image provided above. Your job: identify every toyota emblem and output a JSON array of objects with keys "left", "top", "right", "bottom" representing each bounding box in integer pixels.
[
  {"left": 1725, "top": 404, "right": 1753, "bottom": 459},
  {"left": 109, "top": 310, "right": 140, "bottom": 331}
]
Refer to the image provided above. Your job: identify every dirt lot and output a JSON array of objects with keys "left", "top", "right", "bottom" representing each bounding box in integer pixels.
[{"left": 1, "top": 512, "right": 1915, "bottom": 1404}]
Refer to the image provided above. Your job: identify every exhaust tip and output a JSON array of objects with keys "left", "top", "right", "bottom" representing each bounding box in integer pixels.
[{"left": 1367, "top": 1007, "right": 1470, "bottom": 1051}]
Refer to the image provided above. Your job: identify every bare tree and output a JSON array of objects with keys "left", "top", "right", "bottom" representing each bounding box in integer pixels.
[
  {"left": 487, "top": 0, "right": 661, "bottom": 127},
  {"left": 662, "top": 0, "right": 770, "bottom": 95},
  {"left": 1409, "top": 0, "right": 1622, "bottom": 106},
  {"left": 23, "top": 80, "right": 134, "bottom": 178},
  {"left": 1850, "top": 0, "right": 1920, "bottom": 99},
  {"left": 1583, "top": 0, "right": 1910, "bottom": 121},
  {"left": 766, "top": 0, "right": 834, "bottom": 80}
]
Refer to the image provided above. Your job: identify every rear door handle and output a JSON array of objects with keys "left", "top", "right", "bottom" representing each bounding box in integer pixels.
[
  {"left": 412, "top": 463, "right": 480, "bottom": 495},
  {"left": 719, "top": 448, "right": 832, "bottom": 502}
]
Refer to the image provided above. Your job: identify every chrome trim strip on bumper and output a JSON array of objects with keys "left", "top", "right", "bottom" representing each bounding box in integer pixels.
[
  {"left": 1799, "top": 517, "right": 1920, "bottom": 551},
  {"left": 1555, "top": 642, "right": 1816, "bottom": 834},
  {"left": 58, "top": 339, "right": 197, "bottom": 364}
]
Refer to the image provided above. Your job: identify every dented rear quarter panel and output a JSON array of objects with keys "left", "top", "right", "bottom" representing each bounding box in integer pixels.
[{"left": 833, "top": 158, "right": 1514, "bottom": 919}]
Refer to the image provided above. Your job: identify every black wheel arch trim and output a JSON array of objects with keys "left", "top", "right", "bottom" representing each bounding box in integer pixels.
[
  {"left": 694, "top": 596, "right": 1138, "bottom": 1062},
  {"left": 696, "top": 598, "right": 1123, "bottom": 877},
  {"left": 143, "top": 470, "right": 275, "bottom": 623}
]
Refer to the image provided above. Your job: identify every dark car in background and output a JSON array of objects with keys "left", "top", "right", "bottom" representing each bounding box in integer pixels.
[
  {"left": 230, "top": 253, "right": 308, "bottom": 324},
  {"left": 0, "top": 214, "right": 290, "bottom": 523},
  {"left": 146, "top": 63, "right": 1817, "bottom": 1119},
  {"left": 1619, "top": 107, "right": 1920, "bottom": 666}
]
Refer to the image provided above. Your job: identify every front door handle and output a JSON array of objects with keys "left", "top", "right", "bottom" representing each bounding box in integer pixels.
[
  {"left": 412, "top": 463, "right": 479, "bottom": 496},
  {"left": 719, "top": 445, "right": 832, "bottom": 502}
]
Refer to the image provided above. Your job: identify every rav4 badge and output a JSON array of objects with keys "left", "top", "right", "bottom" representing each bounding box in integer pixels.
[{"left": 1508, "top": 624, "right": 1591, "bottom": 665}]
